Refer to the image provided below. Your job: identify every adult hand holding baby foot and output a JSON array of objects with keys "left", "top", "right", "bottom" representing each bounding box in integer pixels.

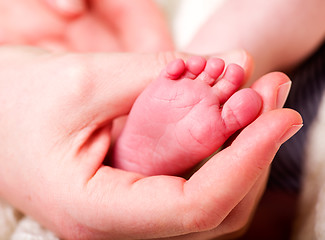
[{"left": 0, "top": 46, "right": 302, "bottom": 239}]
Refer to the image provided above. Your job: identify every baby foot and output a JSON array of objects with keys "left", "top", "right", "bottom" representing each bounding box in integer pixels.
[{"left": 112, "top": 57, "right": 262, "bottom": 175}]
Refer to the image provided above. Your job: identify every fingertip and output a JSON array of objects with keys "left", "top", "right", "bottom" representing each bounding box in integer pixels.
[
  {"left": 254, "top": 71, "right": 291, "bottom": 87},
  {"left": 279, "top": 123, "right": 303, "bottom": 144},
  {"left": 252, "top": 72, "right": 292, "bottom": 112},
  {"left": 234, "top": 108, "right": 303, "bottom": 147},
  {"left": 278, "top": 108, "right": 303, "bottom": 141}
]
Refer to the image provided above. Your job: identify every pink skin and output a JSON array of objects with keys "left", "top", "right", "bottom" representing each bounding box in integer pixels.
[
  {"left": 0, "top": 0, "right": 173, "bottom": 52},
  {"left": 112, "top": 57, "right": 262, "bottom": 175},
  {"left": 0, "top": 47, "right": 302, "bottom": 239}
]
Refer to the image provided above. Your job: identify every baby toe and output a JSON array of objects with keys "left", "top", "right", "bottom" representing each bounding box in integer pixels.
[
  {"left": 213, "top": 63, "right": 245, "bottom": 104},
  {"left": 197, "top": 57, "right": 225, "bottom": 85},
  {"left": 221, "top": 88, "right": 262, "bottom": 132},
  {"left": 164, "top": 59, "right": 186, "bottom": 80},
  {"left": 205, "top": 58, "right": 225, "bottom": 79},
  {"left": 183, "top": 56, "right": 207, "bottom": 79}
]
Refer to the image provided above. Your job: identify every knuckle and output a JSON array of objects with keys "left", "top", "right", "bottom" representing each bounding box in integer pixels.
[
  {"left": 60, "top": 54, "right": 95, "bottom": 102},
  {"left": 45, "top": 54, "right": 96, "bottom": 128}
]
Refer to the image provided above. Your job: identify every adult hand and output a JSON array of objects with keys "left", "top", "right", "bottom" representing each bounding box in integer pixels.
[
  {"left": 0, "top": 46, "right": 302, "bottom": 239},
  {"left": 0, "top": 0, "right": 173, "bottom": 52}
]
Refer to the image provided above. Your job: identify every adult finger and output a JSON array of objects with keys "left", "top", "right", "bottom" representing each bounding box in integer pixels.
[
  {"left": 199, "top": 72, "right": 294, "bottom": 238},
  {"left": 43, "top": 0, "right": 86, "bottom": 16},
  {"left": 251, "top": 71, "right": 292, "bottom": 112},
  {"left": 182, "top": 109, "right": 302, "bottom": 230},
  {"left": 190, "top": 72, "right": 294, "bottom": 239},
  {"left": 161, "top": 171, "right": 269, "bottom": 240},
  {"left": 69, "top": 109, "right": 302, "bottom": 239},
  {"left": 181, "top": 73, "right": 294, "bottom": 239}
]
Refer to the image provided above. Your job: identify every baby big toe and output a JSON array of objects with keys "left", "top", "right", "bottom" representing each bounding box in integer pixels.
[{"left": 221, "top": 88, "right": 262, "bottom": 133}]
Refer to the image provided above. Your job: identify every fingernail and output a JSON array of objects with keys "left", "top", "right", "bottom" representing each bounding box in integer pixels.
[
  {"left": 279, "top": 124, "right": 303, "bottom": 143},
  {"left": 277, "top": 81, "right": 292, "bottom": 108},
  {"left": 53, "top": 0, "right": 85, "bottom": 14}
]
